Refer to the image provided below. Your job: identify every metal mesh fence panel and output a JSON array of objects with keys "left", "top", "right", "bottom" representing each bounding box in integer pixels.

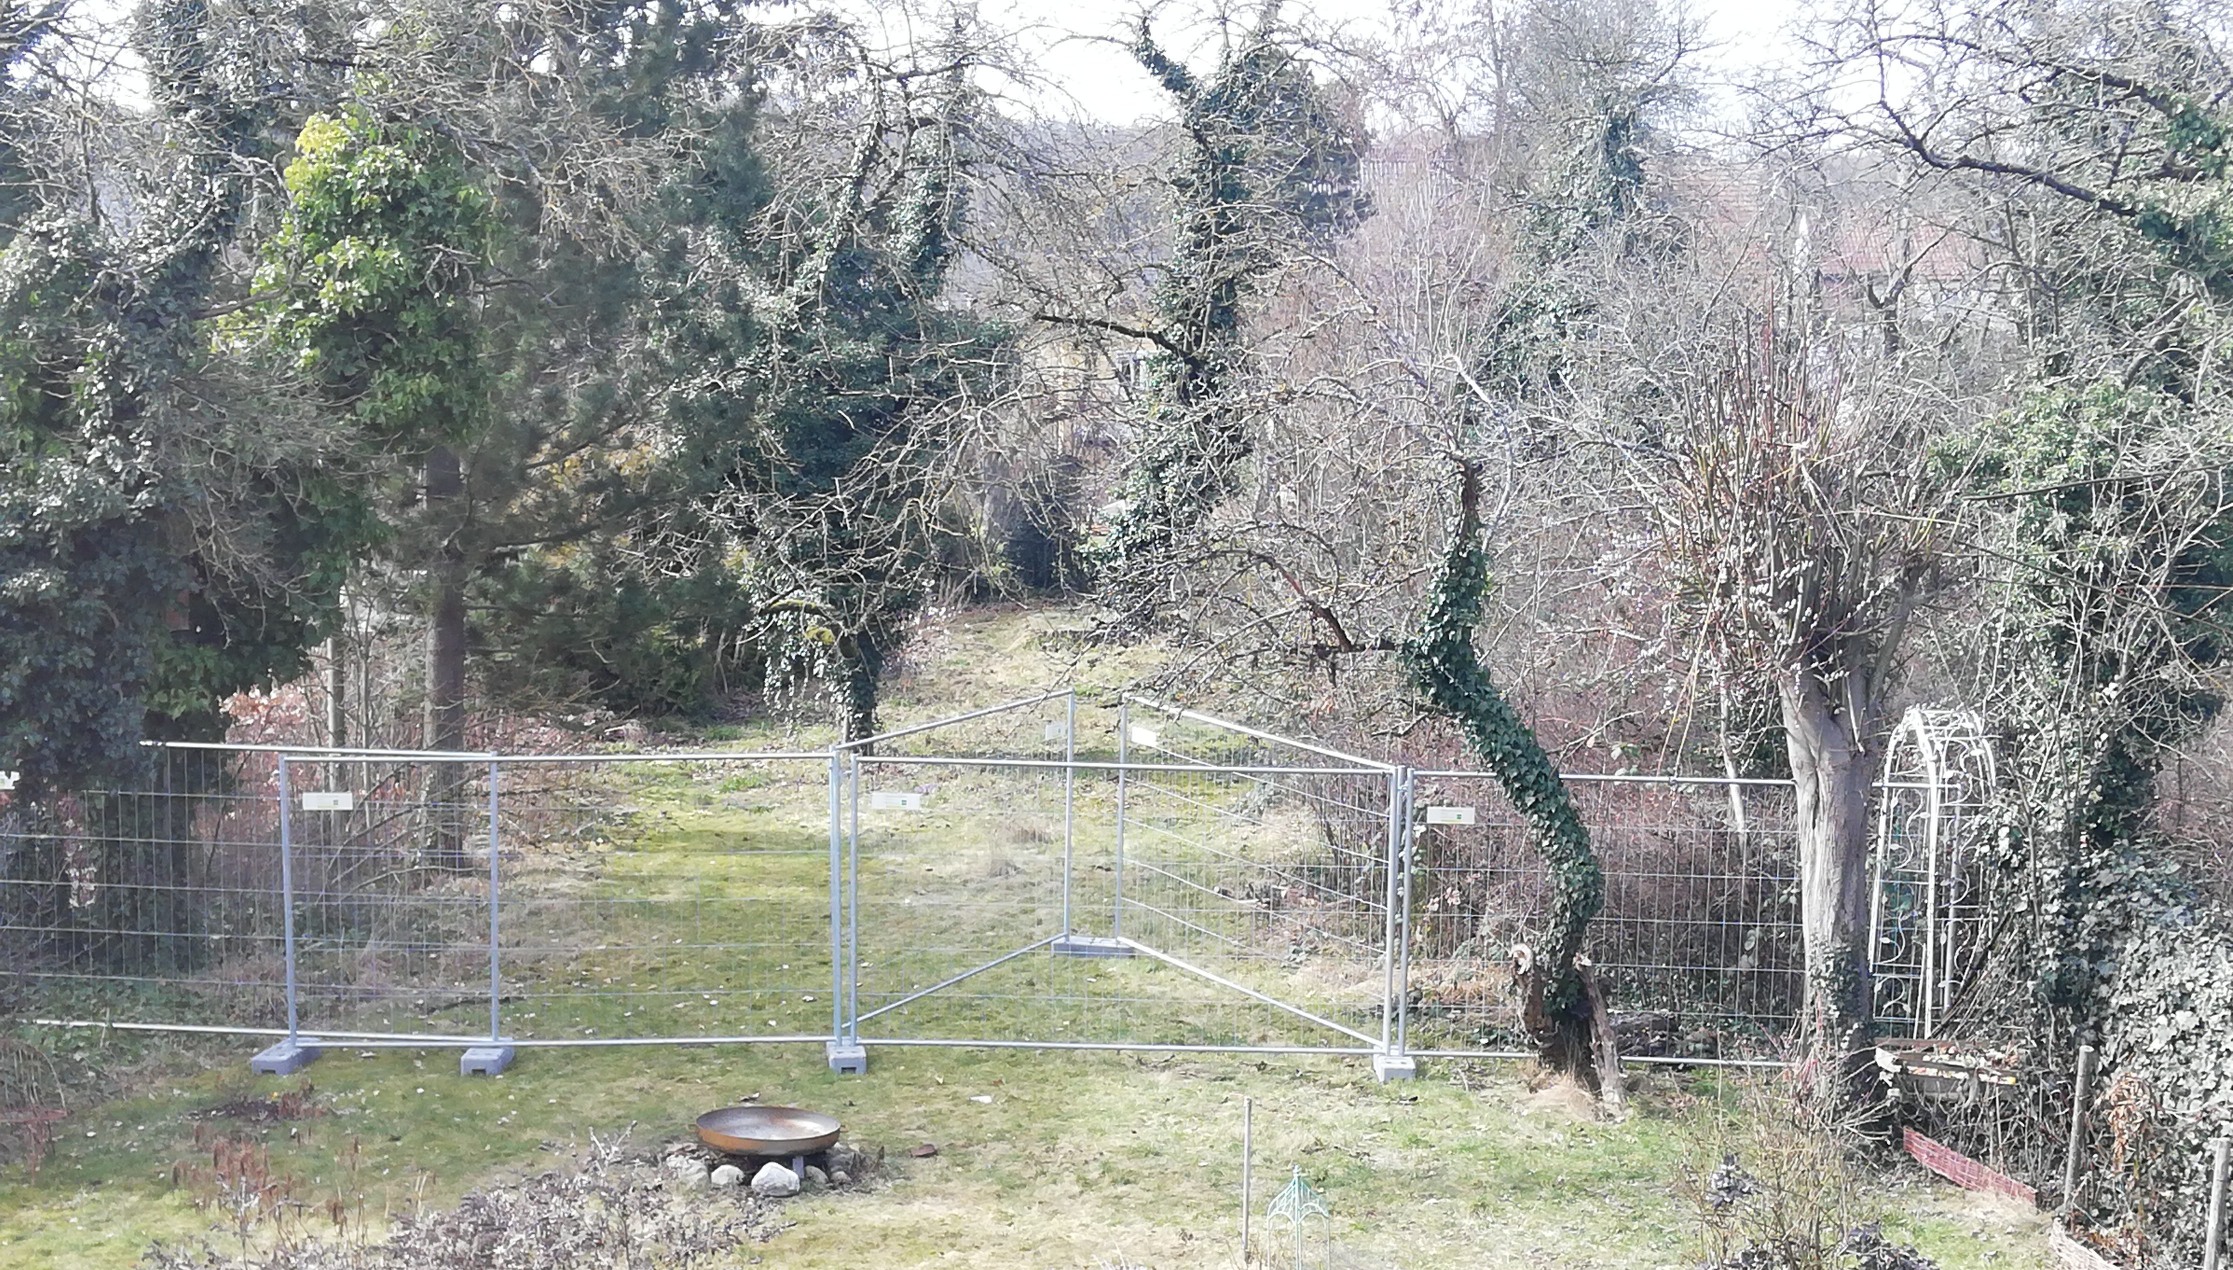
[
  {"left": 2, "top": 706, "right": 1827, "bottom": 1073},
  {"left": 492, "top": 754, "right": 836, "bottom": 1047},
  {"left": 0, "top": 746, "right": 289, "bottom": 1030},
  {"left": 286, "top": 754, "right": 497, "bottom": 1042},
  {"left": 1106, "top": 700, "right": 1397, "bottom": 1053},
  {"left": 1402, "top": 773, "right": 1802, "bottom": 1059},
  {"left": 839, "top": 692, "right": 1106, "bottom": 1046}
]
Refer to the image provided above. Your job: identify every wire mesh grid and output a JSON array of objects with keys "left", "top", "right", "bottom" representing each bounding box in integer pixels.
[
  {"left": 285, "top": 753, "right": 497, "bottom": 1042},
  {"left": 4, "top": 696, "right": 1837, "bottom": 1072},
  {"left": 840, "top": 690, "right": 1136, "bottom": 1046},
  {"left": 0, "top": 746, "right": 291, "bottom": 1029},
  {"left": 1108, "top": 699, "right": 1398, "bottom": 1053},
  {"left": 1402, "top": 773, "right": 1803, "bottom": 1059},
  {"left": 489, "top": 754, "right": 837, "bottom": 1047}
]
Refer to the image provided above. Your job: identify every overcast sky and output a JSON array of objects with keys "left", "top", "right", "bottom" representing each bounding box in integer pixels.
[
  {"left": 60, "top": 0, "right": 1807, "bottom": 125},
  {"left": 849, "top": 0, "right": 1805, "bottom": 125}
]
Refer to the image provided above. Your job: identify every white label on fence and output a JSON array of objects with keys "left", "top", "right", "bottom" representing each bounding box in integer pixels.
[
  {"left": 869, "top": 791, "right": 925, "bottom": 812},
  {"left": 300, "top": 791, "right": 356, "bottom": 812},
  {"left": 1044, "top": 722, "right": 1070, "bottom": 742},
  {"left": 1423, "top": 805, "right": 1476, "bottom": 825},
  {"left": 1127, "top": 725, "right": 1160, "bottom": 748}
]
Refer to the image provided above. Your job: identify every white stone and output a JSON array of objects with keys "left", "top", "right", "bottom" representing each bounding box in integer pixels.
[
  {"left": 710, "top": 1164, "right": 746, "bottom": 1188},
  {"left": 750, "top": 1161, "right": 800, "bottom": 1197}
]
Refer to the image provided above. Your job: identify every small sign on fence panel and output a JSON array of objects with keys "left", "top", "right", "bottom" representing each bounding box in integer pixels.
[
  {"left": 1423, "top": 806, "right": 1476, "bottom": 825},
  {"left": 869, "top": 791, "right": 925, "bottom": 812},
  {"left": 1044, "top": 722, "right": 1069, "bottom": 743},
  {"left": 1128, "top": 725, "right": 1160, "bottom": 748},
  {"left": 300, "top": 791, "right": 355, "bottom": 812}
]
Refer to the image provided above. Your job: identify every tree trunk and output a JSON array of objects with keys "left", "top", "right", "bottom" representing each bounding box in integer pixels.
[
  {"left": 424, "top": 445, "right": 468, "bottom": 870},
  {"left": 324, "top": 630, "right": 347, "bottom": 750},
  {"left": 1406, "top": 460, "right": 1606, "bottom": 1086},
  {"left": 1778, "top": 668, "right": 1881, "bottom": 1121}
]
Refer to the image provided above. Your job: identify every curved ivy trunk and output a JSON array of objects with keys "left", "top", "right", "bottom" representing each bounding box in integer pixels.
[{"left": 1402, "top": 461, "right": 1605, "bottom": 1079}]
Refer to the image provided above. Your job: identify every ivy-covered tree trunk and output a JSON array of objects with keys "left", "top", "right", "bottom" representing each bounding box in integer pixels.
[
  {"left": 1403, "top": 460, "right": 1606, "bottom": 1081},
  {"left": 1780, "top": 668, "right": 1879, "bottom": 1115}
]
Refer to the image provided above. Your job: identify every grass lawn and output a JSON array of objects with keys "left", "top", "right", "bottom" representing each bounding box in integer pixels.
[{"left": 0, "top": 607, "right": 2055, "bottom": 1268}]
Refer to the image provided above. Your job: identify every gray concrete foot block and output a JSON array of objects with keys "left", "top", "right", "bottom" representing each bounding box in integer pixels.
[
  {"left": 1050, "top": 935, "right": 1134, "bottom": 958},
  {"left": 1373, "top": 1053, "right": 1418, "bottom": 1082},
  {"left": 250, "top": 1041, "right": 321, "bottom": 1075},
  {"left": 461, "top": 1045, "right": 515, "bottom": 1076},
  {"left": 826, "top": 1041, "right": 868, "bottom": 1075}
]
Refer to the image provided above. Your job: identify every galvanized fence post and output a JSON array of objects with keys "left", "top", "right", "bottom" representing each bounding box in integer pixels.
[
  {"left": 1373, "top": 766, "right": 1416, "bottom": 1081},
  {"left": 280, "top": 756, "right": 300, "bottom": 1045},
  {"left": 828, "top": 749, "right": 845, "bottom": 1041},
  {"left": 249, "top": 756, "right": 319, "bottom": 1075},
  {"left": 824, "top": 747, "right": 867, "bottom": 1074},
  {"left": 1061, "top": 690, "right": 1077, "bottom": 937},
  {"left": 459, "top": 759, "right": 513, "bottom": 1075},
  {"left": 1114, "top": 702, "right": 1129, "bottom": 941},
  {"left": 1396, "top": 767, "right": 1416, "bottom": 1060},
  {"left": 849, "top": 753, "right": 861, "bottom": 1037}
]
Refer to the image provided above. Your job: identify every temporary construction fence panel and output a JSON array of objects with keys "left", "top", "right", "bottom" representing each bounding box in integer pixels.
[
  {"left": 0, "top": 692, "right": 1824, "bottom": 1075},
  {"left": 1402, "top": 772, "right": 1803, "bottom": 1061}
]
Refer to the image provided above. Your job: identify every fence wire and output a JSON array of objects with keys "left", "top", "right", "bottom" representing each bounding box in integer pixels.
[
  {"left": 3, "top": 702, "right": 1810, "bottom": 1069},
  {"left": 1403, "top": 773, "right": 1803, "bottom": 1059}
]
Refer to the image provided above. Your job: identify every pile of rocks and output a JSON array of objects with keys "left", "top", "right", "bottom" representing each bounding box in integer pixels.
[{"left": 659, "top": 1142, "right": 875, "bottom": 1199}]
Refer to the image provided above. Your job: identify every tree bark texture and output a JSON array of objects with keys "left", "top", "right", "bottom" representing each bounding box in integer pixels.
[
  {"left": 1779, "top": 668, "right": 1880, "bottom": 1118},
  {"left": 424, "top": 444, "right": 468, "bottom": 870}
]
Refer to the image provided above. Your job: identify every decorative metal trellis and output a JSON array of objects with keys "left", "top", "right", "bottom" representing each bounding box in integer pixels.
[{"left": 1868, "top": 707, "right": 2002, "bottom": 1039}]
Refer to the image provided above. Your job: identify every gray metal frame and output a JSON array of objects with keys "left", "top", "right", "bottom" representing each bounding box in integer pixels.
[{"left": 3, "top": 690, "right": 1831, "bottom": 1079}]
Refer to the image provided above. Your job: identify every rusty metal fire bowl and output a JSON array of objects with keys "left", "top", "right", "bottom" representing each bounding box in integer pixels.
[{"left": 693, "top": 1105, "right": 841, "bottom": 1157}]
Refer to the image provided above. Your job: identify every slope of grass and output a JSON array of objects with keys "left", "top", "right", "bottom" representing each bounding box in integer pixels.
[{"left": 0, "top": 605, "right": 2053, "bottom": 1269}]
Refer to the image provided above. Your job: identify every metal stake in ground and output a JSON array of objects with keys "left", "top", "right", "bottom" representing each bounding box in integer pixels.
[
  {"left": 1240, "top": 1096, "right": 1252, "bottom": 1262},
  {"left": 2204, "top": 1136, "right": 2229, "bottom": 1270},
  {"left": 2061, "top": 1045, "right": 2099, "bottom": 1219}
]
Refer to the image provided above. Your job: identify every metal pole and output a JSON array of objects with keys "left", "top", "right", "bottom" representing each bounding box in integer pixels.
[
  {"left": 1380, "top": 769, "right": 1402, "bottom": 1055},
  {"left": 1114, "top": 702, "right": 1129, "bottom": 941},
  {"left": 2062, "top": 1044, "right": 2100, "bottom": 1218},
  {"left": 1240, "top": 1096, "right": 1252, "bottom": 1264},
  {"left": 1396, "top": 768, "right": 1416, "bottom": 1055},
  {"left": 828, "top": 752, "right": 845, "bottom": 1042},
  {"left": 2205, "top": 1136, "right": 2229, "bottom": 1270},
  {"left": 847, "top": 754, "right": 862, "bottom": 1041},
  {"left": 1061, "top": 691, "right": 1077, "bottom": 937},
  {"left": 486, "top": 759, "right": 502, "bottom": 1044},
  {"left": 277, "top": 756, "right": 300, "bottom": 1044}
]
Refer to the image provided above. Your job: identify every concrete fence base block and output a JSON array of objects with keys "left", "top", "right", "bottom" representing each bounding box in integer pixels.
[
  {"left": 460, "top": 1045, "right": 515, "bottom": 1077},
  {"left": 249, "top": 1040, "right": 322, "bottom": 1076},
  {"left": 1372, "top": 1053, "right": 1417, "bottom": 1082},
  {"left": 826, "top": 1041, "right": 868, "bottom": 1075}
]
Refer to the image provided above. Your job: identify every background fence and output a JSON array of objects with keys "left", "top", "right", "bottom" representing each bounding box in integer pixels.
[{"left": 0, "top": 692, "right": 1810, "bottom": 1071}]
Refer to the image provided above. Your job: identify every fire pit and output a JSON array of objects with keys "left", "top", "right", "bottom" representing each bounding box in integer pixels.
[{"left": 694, "top": 1105, "right": 841, "bottom": 1157}]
